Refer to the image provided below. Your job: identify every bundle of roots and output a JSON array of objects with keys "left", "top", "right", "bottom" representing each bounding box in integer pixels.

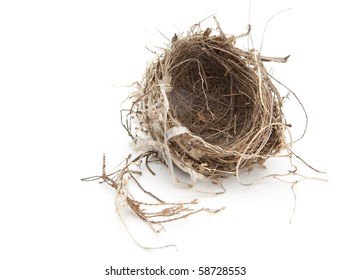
[{"left": 125, "top": 21, "right": 289, "bottom": 184}]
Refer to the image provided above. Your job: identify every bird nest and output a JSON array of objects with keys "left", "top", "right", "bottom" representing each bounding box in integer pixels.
[{"left": 124, "top": 21, "right": 289, "bottom": 184}]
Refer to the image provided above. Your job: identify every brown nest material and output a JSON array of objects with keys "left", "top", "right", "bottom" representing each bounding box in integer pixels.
[{"left": 124, "top": 21, "right": 290, "bottom": 184}]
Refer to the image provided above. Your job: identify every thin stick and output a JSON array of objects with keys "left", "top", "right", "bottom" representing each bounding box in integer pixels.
[
  {"left": 289, "top": 149, "right": 326, "bottom": 174},
  {"left": 259, "top": 8, "right": 291, "bottom": 54},
  {"left": 289, "top": 181, "right": 297, "bottom": 224},
  {"left": 117, "top": 212, "right": 177, "bottom": 251}
]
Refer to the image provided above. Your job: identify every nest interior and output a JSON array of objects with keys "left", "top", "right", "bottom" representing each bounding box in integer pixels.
[{"left": 127, "top": 24, "right": 288, "bottom": 182}]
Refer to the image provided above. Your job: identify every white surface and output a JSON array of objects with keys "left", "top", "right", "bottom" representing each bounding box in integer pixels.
[{"left": 1, "top": 1, "right": 348, "bottom": 279}]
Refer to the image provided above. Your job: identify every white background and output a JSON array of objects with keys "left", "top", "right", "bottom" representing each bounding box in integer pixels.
[{"left": 1, "top": 0, "right": 349, "bottom": 279}]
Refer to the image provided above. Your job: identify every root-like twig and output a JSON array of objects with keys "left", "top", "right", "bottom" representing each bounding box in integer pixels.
[{"left": 81, "top": 152, "right": 223, "bottom": 249}]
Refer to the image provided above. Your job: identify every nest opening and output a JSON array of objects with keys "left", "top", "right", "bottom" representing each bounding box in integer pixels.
[{"left": 168, "top": 37, "right": 258, "bottom": 146}]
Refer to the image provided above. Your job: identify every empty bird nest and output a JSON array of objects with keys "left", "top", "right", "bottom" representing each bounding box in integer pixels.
[{"left": 124, "top": 20, "right": 290, "bottom": 184}]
